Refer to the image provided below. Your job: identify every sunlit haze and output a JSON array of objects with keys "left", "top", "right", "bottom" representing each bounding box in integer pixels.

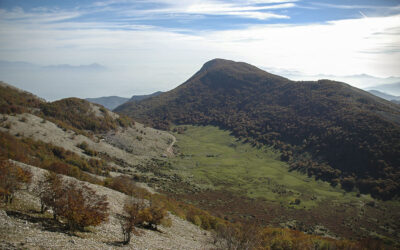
[{"left": 0, "top": 0, "right": 399, "bottom": 100}]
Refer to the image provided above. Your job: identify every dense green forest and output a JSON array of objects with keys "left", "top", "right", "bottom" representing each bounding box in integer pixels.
[{"left": 116, "top": 59, "right": 400, "bottom": 200}]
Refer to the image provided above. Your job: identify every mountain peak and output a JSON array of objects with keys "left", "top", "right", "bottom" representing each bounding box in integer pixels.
[
  {"left": 199, "top": 58, "right": 259, "bottom": 73},
  {"left": 193, "top": 59, "right": 288, "bottom": 87},
  {"left": 200, "top": 58, "right": 234, "bottom": 70}
]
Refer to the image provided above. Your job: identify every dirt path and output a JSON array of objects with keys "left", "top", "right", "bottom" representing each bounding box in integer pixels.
[{"left": 166, "top": 135, "right": 176, "bottom": 156}]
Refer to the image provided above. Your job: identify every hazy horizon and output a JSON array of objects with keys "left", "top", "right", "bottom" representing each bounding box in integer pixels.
[{"left": 1, "top": 0, "right": 400, "bottom": 100}]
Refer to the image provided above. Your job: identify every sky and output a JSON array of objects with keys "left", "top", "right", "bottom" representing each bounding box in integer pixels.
[{"left": 0, "top": 0, "right": 399, "bottom": 100}]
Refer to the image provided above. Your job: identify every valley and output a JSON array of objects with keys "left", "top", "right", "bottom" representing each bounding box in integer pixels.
[{"left": 157, "top": 125, "right": 400, "bottom": 244}]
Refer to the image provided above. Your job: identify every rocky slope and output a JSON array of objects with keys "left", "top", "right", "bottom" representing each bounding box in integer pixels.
[
  {"left": 0, "top": 112, "right": 175, "bottom": 166},
  {"left": 0, "top": 161, "right": 213, "bottom": 249}
]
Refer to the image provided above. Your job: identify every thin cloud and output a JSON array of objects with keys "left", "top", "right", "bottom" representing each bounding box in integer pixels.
[
  {"left": 91, "top": 0, "right": 294, "bottom": 20},
  {"left": 143, "top": 2, "right": 294, "bottom": 20},
  {"left": 0, "top": 7, "right": 81, "bottom": 23},
  {"left": 247, "top": 0, "right": 298, "bottom": 3},
  {"left": 312, "top": 2, "right": 400, "bottom": 10}
]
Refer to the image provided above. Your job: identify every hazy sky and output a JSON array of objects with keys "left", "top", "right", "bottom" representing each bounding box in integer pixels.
[{"left": 0, "top": 0, "right": 399, "bottom": 100}]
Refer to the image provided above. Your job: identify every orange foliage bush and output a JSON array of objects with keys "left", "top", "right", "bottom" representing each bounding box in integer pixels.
[
  {"left": 58, "top": 181, "right": 109, "bottom": 231},
  {"left": 139, "top": 199, "right": 168, "bottom": 230},
  {"left": 38, "top": 172, "right": 64, "bottom": 218},
  {"left": 121, "top": 198, "right": 146, "bottom": 244},
  {"left": 105, "top": 175, "right": 150, "bottom": 199},
  {"left": 0, "top": 160, "right": 32, "bottom": 204},
  {"left": 40, "top": 172, "right": 109, "bottom": 231}
]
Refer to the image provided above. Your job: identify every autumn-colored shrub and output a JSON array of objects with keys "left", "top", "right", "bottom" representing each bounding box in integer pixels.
[
  {"left": 213, "top": 222, "right": 261, "bottom": 250},
  {"left": 120, "top": 196, "right": 170, "bottom": 244},
  {"left": 117, "top": 114, "right": 135, "bottom": 128},
  {"left": 40, "top": 172, "right": 109, "bottom": 231},
  {"left": 58, "top": 181, "right": 109, "bottom": 231},
  {"left": 37, "top": 172, "right": 64, "bottom": 218},
  {"left": 76, "top": 141, "right": 97, "bottom": 156},
  {"left": 0, "top": 84, "right": 42, "bottom": 115},
  {"left": 121, "top": 198, "right": 146, "bottom": 245},
  {"left": 139, "top": 199, "right": 168, "bottom": 231},
  {"left": 105, "top": 175, "right": 150, "bottom": 199},
  {"left": 0, "top": 160, "right": 32, "bottom": 204},
  {"left": 0, "top": 131, "right": 107, "bottom": 185}
]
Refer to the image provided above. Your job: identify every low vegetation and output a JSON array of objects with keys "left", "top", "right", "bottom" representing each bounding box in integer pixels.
[
  {"left": 0, "top": 83, "right": 42, "bottom": 114},
  {"left": 41, "top": 98, "right": 120, "bottom": 133},
  {"left": 168, "top": 125, "right": 354, "bottom": 205},
  {"left": 0, "top": 131, "right": 108, "bottom": 184},
  {"left": 162, "top": 125, "right": 400, "bottom": 247}
]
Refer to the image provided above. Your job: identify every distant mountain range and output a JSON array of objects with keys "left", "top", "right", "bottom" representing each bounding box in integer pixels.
[
  {"left": 129, "top": 91, "right": 163, "bottom": 102},
  {"left": 116, "top": 58, "right": 400, "bottom": 199},
  {"left": 368, "top": 90, "right": 400, "bottom": 103},
  {"left": 85, "top": 96, "right": 130, "bottom": 110},
  {"left": 86, "top": 91, "right": 163, "bottom": 110},
  {"left": 366, "top": 82, "right": 400, "bottom": 96},
  {"left": 265, "top": 67, "right": 400, "bottom": 92},
  {"left": 42, "top": 63, "right": 106, "bottom": 71},
  {"left": 0, "top": 60, "right": 107, "bottom": 71}
]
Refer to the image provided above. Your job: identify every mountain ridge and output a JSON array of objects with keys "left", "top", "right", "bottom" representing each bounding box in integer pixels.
[
  {"left": 87, "top": 91, "right": 163, "bottom": 111},
  {"left": 86, "top": 96, "right": 130, "bottom": 110}
]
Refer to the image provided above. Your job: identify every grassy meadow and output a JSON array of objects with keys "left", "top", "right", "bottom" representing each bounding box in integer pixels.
[
  {"left": 164, "top": 125, "right": 400, "bottom": 246},
  {"left": 168, "top": 125, "right": 374, "bottom": 208}
]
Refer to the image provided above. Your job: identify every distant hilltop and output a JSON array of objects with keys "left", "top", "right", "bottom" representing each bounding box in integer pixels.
[{"left": 86, "top": 91, "right": 162, "bottom": 110}]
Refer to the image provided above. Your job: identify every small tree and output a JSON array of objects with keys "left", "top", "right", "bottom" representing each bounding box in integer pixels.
[
  {"left": 57, "top": 181, "right": 109, "bottom": 231},
  {"left": 139, "top": 199, "right": 168, "bottom": 231},
  {"left": 40, "top": 172, "right": 109, "bottom": 231},
  {"left": 38, "top": 172, "right": 64, "bottom": 219},
  {"left": 121, "top": 198, "right": 146, "bottom": 245},
  {"left": 34, "top": 177, "right": 50, "bottom": 213},
  {"left": 0, "top": 160, "right": 32, "bottom": 204}
]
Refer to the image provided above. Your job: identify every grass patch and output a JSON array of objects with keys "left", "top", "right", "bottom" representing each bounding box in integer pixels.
[{"left": 169, "top": 125, "right": 372, "bottom": 208}]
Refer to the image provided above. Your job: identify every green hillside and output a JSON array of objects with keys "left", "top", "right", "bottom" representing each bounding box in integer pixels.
[{"left": 116, "top": 59, "right": 400, "bottom": 199}]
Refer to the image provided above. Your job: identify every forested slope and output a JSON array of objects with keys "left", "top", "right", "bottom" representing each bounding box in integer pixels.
[{"left": 116, "top": 59, "right": 400, "bottom": 199}]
